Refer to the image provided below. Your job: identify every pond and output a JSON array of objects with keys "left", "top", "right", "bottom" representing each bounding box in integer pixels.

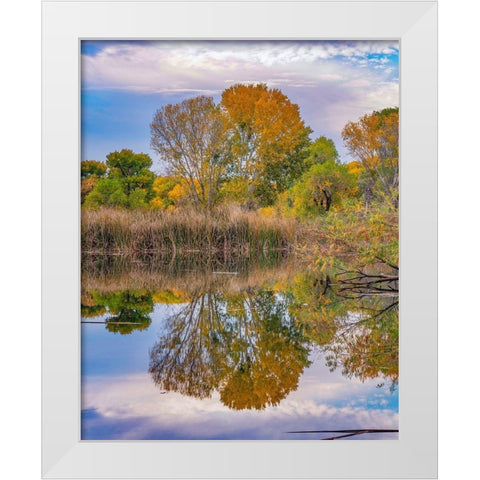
[{"left": 81, "top": 253, "right": 398, "bottom": 440}]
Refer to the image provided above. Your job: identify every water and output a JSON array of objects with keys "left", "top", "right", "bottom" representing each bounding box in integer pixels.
[{"left": 81, "top": 254, "right": 398, "bottom": 440}]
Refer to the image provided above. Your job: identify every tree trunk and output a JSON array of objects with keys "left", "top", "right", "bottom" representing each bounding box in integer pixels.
[{"left": 322, "top": 188, "right": 332, "bottom": 212}]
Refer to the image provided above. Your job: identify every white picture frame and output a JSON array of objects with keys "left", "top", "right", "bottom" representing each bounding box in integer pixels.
[{"left": 42, "top": 0, "right": 437, "bottom": 478}]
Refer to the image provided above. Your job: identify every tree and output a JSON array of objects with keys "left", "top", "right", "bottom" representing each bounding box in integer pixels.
[
  {"left": 81, "top": 160, "right": 107, "bottom": 204},
  {"left": 219, "top": 289, "right": 310, "bottom": 410},
  {"left": 342, "top": 108, "right": 399, "bottom": 208},
  {"left": 221, "top": 83, "right": 312, "bottom": 207},
  {"left": 304, "top": 136, "right": 339, "bottom": 167},
  {"left": 81, "top": 160, "right": 107, "bottom": 179},
  {"left": 150, "top": 96, "right": 231, "bottom": 210},
  {"left": 149, "top": 176, "right": 180, "bottom": 210},
  {"left": 84, "top": 149, "right": 155, "bottom": 208},
  {"left": 290, "top": 160, "right": 358, "bottom": 217}
]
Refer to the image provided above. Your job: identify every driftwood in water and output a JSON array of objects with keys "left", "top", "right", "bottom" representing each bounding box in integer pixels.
[{"left": 286, "top": 428, "right": 399, "bottom": 440}]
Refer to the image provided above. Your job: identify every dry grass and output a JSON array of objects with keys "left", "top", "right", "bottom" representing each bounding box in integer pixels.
[{"left": 81, "top": 206, "right": 297, "bottom": 254}]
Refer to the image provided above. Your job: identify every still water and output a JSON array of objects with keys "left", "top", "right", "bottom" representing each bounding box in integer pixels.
[{"left": 81, "top": 254, "right": 398, "bottom": 440}]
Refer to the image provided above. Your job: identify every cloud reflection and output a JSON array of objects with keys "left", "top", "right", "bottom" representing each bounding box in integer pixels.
[{"left": 82, "top": 354, "right": 398, "bottom": 440}]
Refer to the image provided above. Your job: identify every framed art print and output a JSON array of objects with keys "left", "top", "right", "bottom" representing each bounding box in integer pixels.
[{"left": 42, "top": 1, "right": 437, "bottom": 478}]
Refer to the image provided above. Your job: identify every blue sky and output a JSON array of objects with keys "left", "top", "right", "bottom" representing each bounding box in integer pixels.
[{"left": 81, "top": 40, "right": 399, "bottom": 172}]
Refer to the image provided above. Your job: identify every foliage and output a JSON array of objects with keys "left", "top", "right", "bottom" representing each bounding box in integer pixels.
[
  {"left": 342, "top": 107, "right": 399, "bottom": 208},
  {"left": 151, "top": 96, "right": 231, "bottom": 210},
  {"left": 300, "top": 203, "right": 398, "bottom": 271},
  {"left": 218, "top": 176, "right": 250, "bottom": 204},
  {"left": 152, "top": 289, "right": 189, "bottom": 304},
  {"left": 221, "top": 83, "right": 312, "bottom": 207},
  {"left": 81, "top": 176, "right": 98, "bottom": 204},
  {"left": 81, "top": 289, "right": 154, "bottom": 334},
  {"left": 304, "top": 136, "right": 339, "bottom": 167},
  {"left": 81, "top": 160, "right": 107, "bottom": 204},
  {"left": 84, "top": 149, "right": 155, "bottom": 209},
  {"left": 81, "top": 160, "right": 107, "bottom": 179},
  {"left": 289, "top": 160, "right": 358, "bottom": 217},
  {"left": 149, "top": 176, "right": 180, "bottom": 210},
  {"left": 287, "top": 270, "right": 398, "bottom": 388}
]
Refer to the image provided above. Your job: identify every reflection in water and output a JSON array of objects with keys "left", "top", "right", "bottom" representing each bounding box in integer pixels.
[
  {"left": 288, "top": 270, "right": 398, "bottom": 389},
  {"left": 81, "top": 254, "right": 398, "bottom": 438},
  {"left": 82, "top": 290, "right": 153, "bottom": 334},
  {"left": 149, "top": 288, "right": 310, "bottom": 409}
]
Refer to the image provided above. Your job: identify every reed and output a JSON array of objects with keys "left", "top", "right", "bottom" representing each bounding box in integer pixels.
[{"left": 81, "top": 206, "right": 297, "bottom": 254}]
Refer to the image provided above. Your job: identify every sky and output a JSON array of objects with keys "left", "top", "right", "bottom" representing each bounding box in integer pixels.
[{"left": 81, "top": 40, "right": 399, "bottom": 172}]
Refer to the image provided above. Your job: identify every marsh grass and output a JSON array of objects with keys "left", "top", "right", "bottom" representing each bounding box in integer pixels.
[{"left": 81, "top": 206, "right": 297, "bottom": 254}]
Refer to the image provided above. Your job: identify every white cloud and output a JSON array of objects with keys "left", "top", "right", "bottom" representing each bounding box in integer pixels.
[
  {"left": 82, "top": 41, "right": 398, "bottom": 95},
  {"left": 81, "top": 41, "right": 399, "bottom": 161}
]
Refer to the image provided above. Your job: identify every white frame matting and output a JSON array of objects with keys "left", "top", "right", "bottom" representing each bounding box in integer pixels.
[{"left": 42, "top": 1, "right": 437, "bottom": 478}]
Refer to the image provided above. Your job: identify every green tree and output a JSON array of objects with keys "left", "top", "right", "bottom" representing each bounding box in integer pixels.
[
  {"left": 81, "top": 289, "right": 154, "bottom": 334},
  {"left": 304, "top": 136, "right": 339, "bottom": 167},
  {"left": 290, "top": 160, "right": 358, "bottom": 217},
  {"left": 84, "top": 149, "right": 155, "bottom": 208}
]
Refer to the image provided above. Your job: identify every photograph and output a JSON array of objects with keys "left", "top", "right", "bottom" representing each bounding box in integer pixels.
[{"left": 80, "top": 40, "right": 399, "bottom": 441}]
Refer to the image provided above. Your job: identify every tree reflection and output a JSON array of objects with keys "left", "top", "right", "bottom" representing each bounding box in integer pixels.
[
  {"left": 324, "top": 301, "right": 398, "bottom": 388},
  {"left": 220, "top": 289, "right": 310, "bottom": 409},
  {"left": 288, "top": 268, "right": 399, "bottom": 389},
  {"left": 83, "top": 259, "right": 399, "bottom": 406},
  {"left": 149, "top": 287, "right": 310, "bottom": 409},
  {"left": 149, "top": 291, "right": 227, "bottom": 398},
  {"left": 81, "top": 290, "right": 154, "bottom": 334}
]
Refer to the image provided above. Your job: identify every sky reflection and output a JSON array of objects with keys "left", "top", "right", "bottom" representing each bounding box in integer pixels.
[{"left": 81, "top": 307, "right": 398, "bottom": 440}]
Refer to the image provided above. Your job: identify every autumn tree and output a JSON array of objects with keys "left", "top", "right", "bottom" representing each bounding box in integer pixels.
[
  {"left": 84, "top": 149, "right": 155, "bottom": 208},
  {"left": 342, "top": 107, "right": 399, "bottom": 208},
  {"left": 221, "top": 83, "right": 311, "bottom": 207},
  {"left": 150, "top": 96, "right": 231, "bottom": 210},
  {"left": 81, "top": 160, "right": 107, "bottom": 204},
  {"left": 324, "top": 302, "right": 398, "bottom": 388},
  {"left": 81, "top": 160, "right": 107, "bottom": 179},
  {"left": 149, "top": 176, "right": 181, "bottom": 210}
]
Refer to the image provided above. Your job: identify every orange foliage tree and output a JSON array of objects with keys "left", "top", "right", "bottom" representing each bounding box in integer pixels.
[
  {"left": 342, "top": 108, "right": 399, "bottom": 208},
  {"left": 221, "top": 83, "right": 311, "bottom": 206}
]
